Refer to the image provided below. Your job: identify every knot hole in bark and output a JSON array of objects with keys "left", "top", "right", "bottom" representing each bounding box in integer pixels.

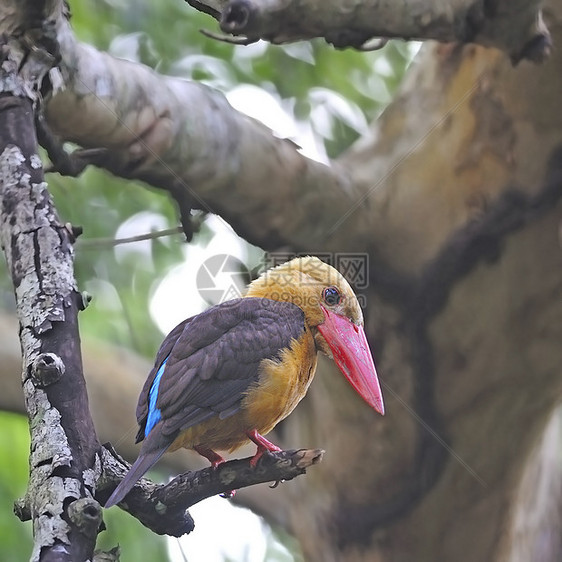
[
  {"left": 31, "top": 352, "right": 65, "bottom": 386},
  {"left": 514, "top": 32, "right": 552, "bottom": 64},
  {"left": 67, "top": 498, "right": 103, "bottom": 537},
  {"left": 221, "top": 0, "right": 255, "bottom": 34}
]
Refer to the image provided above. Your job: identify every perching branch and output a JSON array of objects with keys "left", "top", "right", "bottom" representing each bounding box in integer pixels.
[
  {"left": 187, "top": 0, "right": 550, "bottom": 62},
  {"left": 97, "top": 444, "right": 324, "bottom": 537}
]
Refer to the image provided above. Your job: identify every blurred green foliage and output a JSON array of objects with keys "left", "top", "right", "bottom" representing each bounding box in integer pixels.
[
  {"left": 0, "top": 412, "right": 32, "bottom": 561},
  {"left": 0, "top": 0, "right": 415, "bottom": 559},
  {"left": 50, "top": 168, "right": 184, "bottom": 354}
]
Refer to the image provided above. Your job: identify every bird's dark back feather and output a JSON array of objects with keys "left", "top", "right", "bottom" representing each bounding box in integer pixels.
[{"left": 136, "top": 298, "right": 305, "bottom": 445}]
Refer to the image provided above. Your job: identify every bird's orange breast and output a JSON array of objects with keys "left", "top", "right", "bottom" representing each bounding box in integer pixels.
[
  {"left": 168, "top": 327, "right": 317, "bottom": 453},
  {"left": 242, "top": 326, "right": 317, "bottom": 435}
]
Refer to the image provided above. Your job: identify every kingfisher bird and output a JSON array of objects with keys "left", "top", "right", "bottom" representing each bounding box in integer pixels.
[{"left": 105, "top": 256, "right": 384, "bottom": 508}]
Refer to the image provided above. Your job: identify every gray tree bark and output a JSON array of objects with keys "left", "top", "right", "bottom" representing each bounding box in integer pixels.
[{"left": 0, "top": 5, "right": 102, "bottom": 558}]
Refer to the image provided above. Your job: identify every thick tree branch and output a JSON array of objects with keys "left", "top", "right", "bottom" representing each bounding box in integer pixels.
[
  {"left": 0, "top": 5, "right": 102, "bottom": 560},
  {"left": 187, "top": 0, "right": 549, "bottom": 62},
  {"left": 40, "top": 2, "right": 549, "bottom": 264},
  {"left": 42, "top": 3, "right": 553, "bottom": 261},
  {"left": 96, "top": 444, "right": 323, "bottom": 536},
  {"left": 45, "top": 17, "right": 359, "bottom": 253}
]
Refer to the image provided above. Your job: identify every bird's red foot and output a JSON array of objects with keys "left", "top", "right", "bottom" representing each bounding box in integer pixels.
[
  {"left": 194, "top": 445, "right": 225, "bottom": 468},
  {"left": 195, "top": 445, "right": 236, "bottom": 497},
  {"left": 246, "top": 429, "right": 282, "bottom": 467}
]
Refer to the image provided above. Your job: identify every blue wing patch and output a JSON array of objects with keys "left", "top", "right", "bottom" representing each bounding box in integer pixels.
[{"left": 145, "top": 357, "right": 168, "bottom": 437}]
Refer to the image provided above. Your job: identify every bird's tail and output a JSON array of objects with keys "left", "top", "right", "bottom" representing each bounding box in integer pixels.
[{"left": 104, "top": 447, "right": 167, "bottom": 508}]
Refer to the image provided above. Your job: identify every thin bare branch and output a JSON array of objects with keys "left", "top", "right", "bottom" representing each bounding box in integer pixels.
[{"left": 78, "top": 226, "right": 184, "bottom": 249}]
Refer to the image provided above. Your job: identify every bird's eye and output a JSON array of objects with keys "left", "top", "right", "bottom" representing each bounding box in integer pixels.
[{"left": 322, "top": 286, "right": 342, "bottom": 306}]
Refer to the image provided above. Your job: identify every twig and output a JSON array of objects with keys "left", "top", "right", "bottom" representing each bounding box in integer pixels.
[
  {"left": 199, "top": 28, "right": 258, "bottom": 45},
  {"left": 78, "top": 226, "right": 184, "bottom": 249}
]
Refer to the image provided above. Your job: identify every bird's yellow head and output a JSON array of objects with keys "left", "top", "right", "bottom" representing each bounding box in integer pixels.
[
  {"left": 246, "top": 256, "right": 384, "bottom": 414},
  {"left": 246, "top": 256, "right": 362, "bottom": 327}
]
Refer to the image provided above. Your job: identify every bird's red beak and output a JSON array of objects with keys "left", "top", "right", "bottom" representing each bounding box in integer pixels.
[{"left": 318, "top": 307, "right": 385, "bottom": 415}]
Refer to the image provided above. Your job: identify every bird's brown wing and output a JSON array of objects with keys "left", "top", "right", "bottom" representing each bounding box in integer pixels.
[{"left": 136, "top": 297, "right": 305, "bottom": 444}]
